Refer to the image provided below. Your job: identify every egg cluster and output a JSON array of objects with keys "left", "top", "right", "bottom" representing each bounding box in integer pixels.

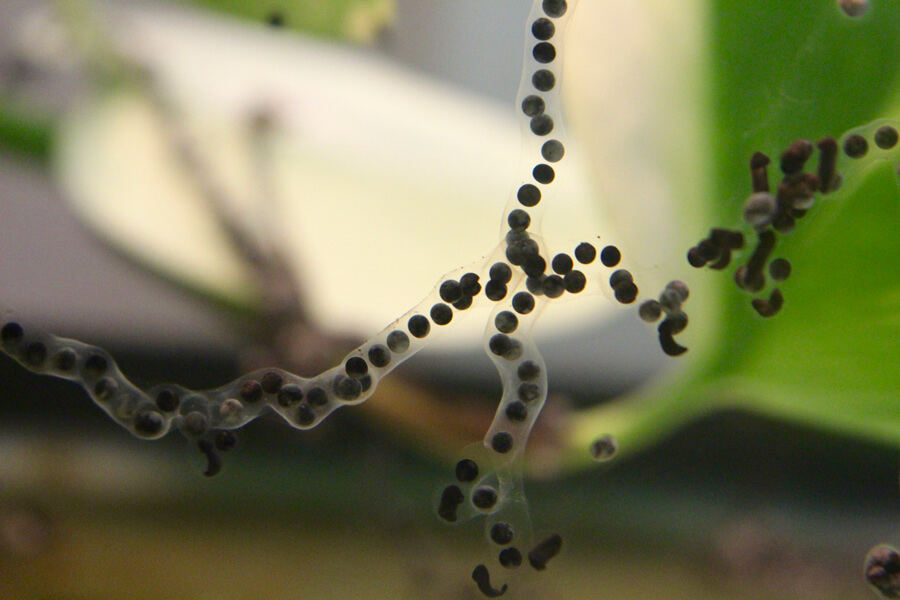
[
  {"left": 686, "top": 119, "right": 900, "bottom": 320},
  {"left": 4, "top": 0, "right": 900, "bottom": 596}
]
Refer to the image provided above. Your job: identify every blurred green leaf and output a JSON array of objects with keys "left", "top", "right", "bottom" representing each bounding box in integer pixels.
[
  {"left": 0, "top": 103, "right": 54, "bottom": 162},
  {"left": 569, "top": 0, "right": 900, "bottom": 462}
]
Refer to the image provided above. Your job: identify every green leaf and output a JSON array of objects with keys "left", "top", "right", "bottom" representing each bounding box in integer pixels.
[{"left": 567, "top": 0, "right": 900, "bottom": 464}]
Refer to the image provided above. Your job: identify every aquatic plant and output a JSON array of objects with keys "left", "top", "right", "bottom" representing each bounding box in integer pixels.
[{"left": 3, "top": 0, "right": 900, "bottom": 596}]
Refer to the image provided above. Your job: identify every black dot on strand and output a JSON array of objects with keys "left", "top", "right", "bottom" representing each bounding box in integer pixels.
[
  {"left": 460, "top": 272, "right": 481, "bottom": 296},
  {"left": 522, "top": 255, "right": 547, "bottom": 278},
  {"left": 517, "top": 184, "right": 541, "bottom": 207},
  {"left": 551, "top": 253, "right": 573, "bottom": 274},
  {"left": 543, "top": 0, "right": 567, "bottom": 18},
  {"left": 133, "top": 409, "right": 164, "bottom": 437},
  {"left": 455, "top": 459, "right": 479, "bottom": 483},
  {"left": 533, "top": 42, "right": 556, "bottom": 64},
  {"left": 491, "top": 432, "right": 515, "bottom": 453},
  {"left": 564, "top": 270, "right": 586, "bottom": 293},
  {"left": 499, "top": 547, "right": 523, "bottom": 568},
  {"left": 345, "top": 356, "right": 368, "bottom": 378},
  {"left": 517, "top": 361, "right": 540, "bottom": 381},
  {"left": 368, "top": 344, "right": 391, "bottom": 368},
  {"left": 439, "top": 280, "right": 462, "bottom": 303},
  {"left": 495, "top": 311, "right": 519, "bottom": 334},
  {"left": 541, "top": 139, "right": 565, "bottom": 162},
  {"left": 843, "top": 134, "right": 868, "bottom": 158},
  {"left": 533, "top": 163, "right": 555, "bottom": 184},
  {"left": 238, "top": 381, "right": 261, "bottom": 403},
  {"left": 639, "top": 300, "right": 663, "bottom": 322},
  {"left": 387, "top": 330, "right": 410, "bottom": 353},
  {"left": 512, "top": 292, "right": 535, "bottom": 314},
  {"left": 518, "top": 382, "right": 541, "bottom": 402},
  {"left": 505, "top": 401, "right": 528, "bottom": 422},
  {"left": 491, "top": 522, "right": 515, "bottom": 545},
  {"left": 277, "top": 384, "right": 304, "bottom": 407},
  {"left": 485, "top": 281, "right": 508, "bottom": 302},
  {"left": 875, "top": 125, "right": 899, "bottom": 150},
  {"left": 53, "top": 348, "right": 76, "bottom": 372},
  {"left": 532, "top": 69, "right": 556, "bottom": 92},
  {"left": 1, "top": 322, "right": 24, "bottom": 347},
  {"left": 600, "top": 245, "right": 621, "bottom": 267},
  {"left": 84, "top": 354, "right": 109, "bottom": 378},
  {"left": 408, "top": 315, "right": 430, "bottom": 338},
  {"left": 261, "top": 371, "right": 284, "bottom": 394},
  {"left": 490, "top": 262, "right": 513, "bottom": 284},
  {"left": 296, "top": 404, "right": 316, "bottom": 426},
  {"left": 574, "top": 242, "right": 597, "bottom": 264},
  {"left": 769, "top": 258, "right": 792, "bottom": 281},
  {"left": 472, "top": 486, "right": 498, "bottom": 509},
  {"left": 542, "top": 274, "right": 565, "bottom": 298},
  {"left": 530, "top": 114, "right": 554, "bottom": 136},
  {"left": 24, "top": 342, "right": 47, "bottom": 367},
  {"left": 334, "top": 375, "right": 362, "bottom": 401},
  {"left": 507, "top": 209, "right": 531, "bottom": 232},
  {"left": 430, "top": 303, "right": 453, "bottom": 326},
  {"left": 531, "top": 17, "right": 555, "bottom": 40},
  {"left": 521, "top": 95, "right": 545, "bottom": 117}
]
